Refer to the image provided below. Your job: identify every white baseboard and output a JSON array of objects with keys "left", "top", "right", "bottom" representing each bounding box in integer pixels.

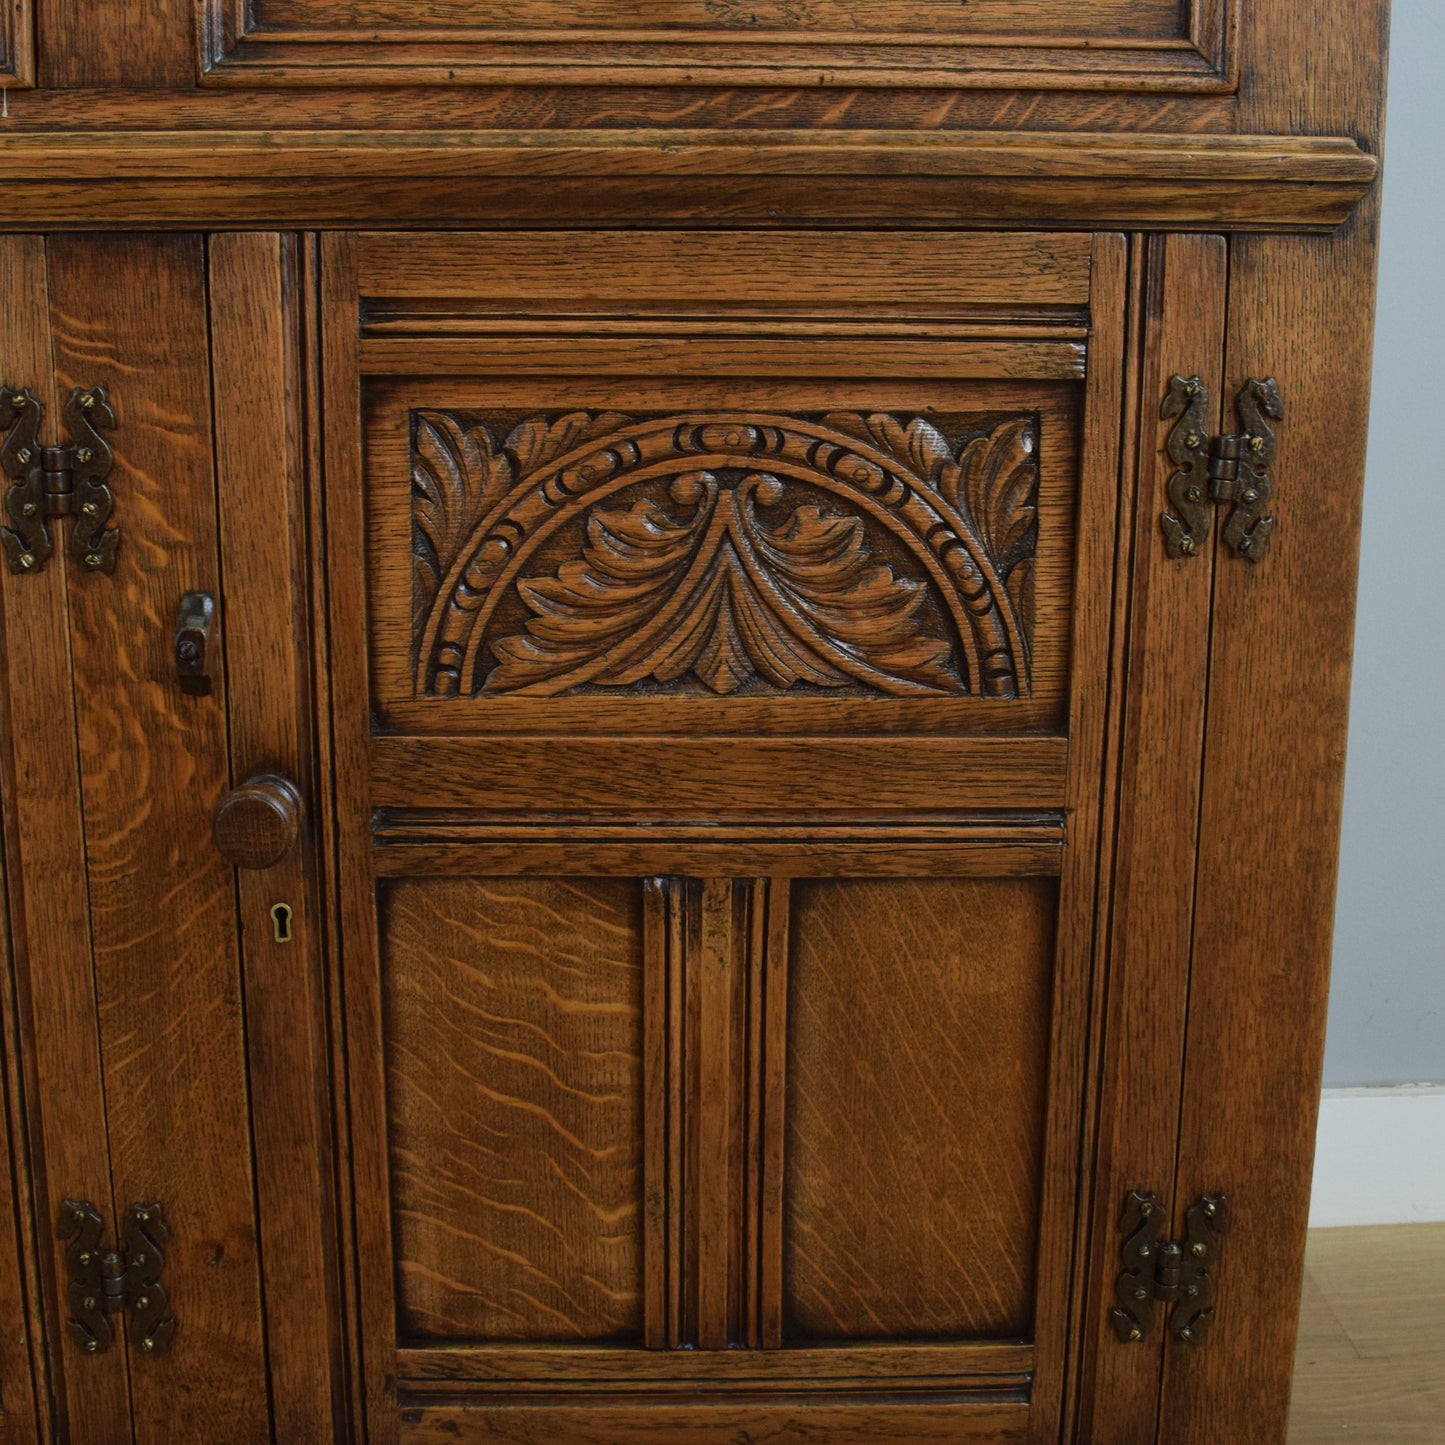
[{"left": 1309, "top": 1085, "right": 1445, "bottom": 1228}]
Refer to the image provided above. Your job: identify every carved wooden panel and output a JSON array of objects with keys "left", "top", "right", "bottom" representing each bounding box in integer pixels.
[
  {"left": 382, "top": 877, "right": 646, "bottom": 1343},
  {"left": 204, "top": 0, "right": 1234, "bottom": 91},
  {"left": 411, "top": 409, "right": 1039, "bottom": 702},
  {"left": 782, "top": 877, "right": 1055, "bottom": 1341}
]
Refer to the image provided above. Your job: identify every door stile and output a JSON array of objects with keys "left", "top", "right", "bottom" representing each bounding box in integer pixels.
[
  {"left": 651, "top": 876, "right": 790, "bottom": 1355},
  {"left": 0, "top": 233, "right": 132, "bottom": 1445},
  {"left": 1061, "top": 231, "right": 1149, "bottom": 1445},
  {"left": 208, "top": 231, "right": 345, "bottom": 1444},
  {"left": 691, "top": 876, "right": 737, "bottom": 1351},
  {"left": 1073, "top": 233, "right": 1229, "bottom": 1443},
  {"left": 1038, "top": 231, "right": 1130, "bottom": 1445},
  {"left": 0, "top": 815, "right": 43, "bottom": 1445},
  {"left": 300, "top": 229, "right": 368, "bottom": 1443},
  {"left": 319, "top": 231, "right": 401, "bottom": 1445}
]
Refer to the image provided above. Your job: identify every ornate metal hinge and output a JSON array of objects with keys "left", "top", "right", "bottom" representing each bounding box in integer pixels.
[
  {"left": 1110, "top": 1190, "right": 1230, "bottom": 1346},
  {"left": 59, "top": 1199, "right": 177, "bottom": 1357},
  {"left": 1161, "top": 376, "right": 1283, "bottom": 563},
  {"left": 0, "top": 384, "right": 119, "bottom": 575}
]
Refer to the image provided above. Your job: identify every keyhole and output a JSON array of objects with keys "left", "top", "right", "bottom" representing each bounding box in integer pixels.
[{"left": 269, "top": 902, "right": 294, "bottom": 945}]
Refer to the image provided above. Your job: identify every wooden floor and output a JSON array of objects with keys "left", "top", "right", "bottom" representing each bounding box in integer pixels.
[{"left": 1288, "top": 1224, "right": 1445, "bottom": 1442}]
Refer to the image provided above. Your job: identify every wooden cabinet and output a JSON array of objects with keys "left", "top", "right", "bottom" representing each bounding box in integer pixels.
[{"left": 0, "top": 2, "right": 1387, "bottom": 1442}]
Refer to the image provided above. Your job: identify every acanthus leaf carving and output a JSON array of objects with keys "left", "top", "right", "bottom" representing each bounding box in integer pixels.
[
  {"left": 410, "top": 410, "right": 1041, "bottom": 701},
  {"left": 942, "top": 416, "right": 1040, "bottom": 650},
  {"left": 486, "top": 472, "right": 960, "bottom": 697},
  {"left": 410, "top": 411, "right": 513, "bottom": 639},
  {"left": 502, "top": 410, "right": 635, "bottom": 481}
]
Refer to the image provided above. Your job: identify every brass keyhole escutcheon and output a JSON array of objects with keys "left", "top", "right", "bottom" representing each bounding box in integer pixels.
[{"left": 270, "top": 902, "right": 294, "bottom": 945}]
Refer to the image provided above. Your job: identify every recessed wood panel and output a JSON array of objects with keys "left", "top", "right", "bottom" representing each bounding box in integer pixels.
[
  {"left": 783, "top": 877, "right": 1055, "bottom": 1341},
  {"left": 206, "top": 0, "right": 1233, "bottom": 91},
  {"left": 382, "top": 877, "right": 646, "bottom": 1343}
]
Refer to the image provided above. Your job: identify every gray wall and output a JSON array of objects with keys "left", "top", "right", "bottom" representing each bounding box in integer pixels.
[{"left": 1324, "top": 0, "right": 1445, "bottom": 1087}]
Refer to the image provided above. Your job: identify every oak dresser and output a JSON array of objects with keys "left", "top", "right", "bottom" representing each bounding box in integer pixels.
[{"left": 0, "top": 1, "right": 1389, "bottom": 1441}]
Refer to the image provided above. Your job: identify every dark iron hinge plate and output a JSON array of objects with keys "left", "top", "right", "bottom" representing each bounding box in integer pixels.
[
  {"left": 1, "top": 385, "right": 119, "bottom": 575},
  {"left": 59, "top": 1199, "right": 176, "bottom": 1357},
  {"left": 1111, "top": 1190, "right": 1230, "bottom": 1346},
  {"left": 1161, "top": 376, "right": 1283, "bottom": 563}
]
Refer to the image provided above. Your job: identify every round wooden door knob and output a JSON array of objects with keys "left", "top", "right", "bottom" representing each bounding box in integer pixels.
[{"left": 213, "top": 773, "right": 304, "bottom": 870}]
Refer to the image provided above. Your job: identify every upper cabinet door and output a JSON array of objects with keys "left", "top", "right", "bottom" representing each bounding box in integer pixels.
[{"left": 315, "top": 229, "right": 1230, "bottom": 1444}]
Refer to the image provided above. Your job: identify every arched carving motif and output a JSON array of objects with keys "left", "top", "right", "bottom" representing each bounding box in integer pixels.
[{"left": 410, "top": 410, "right": 1039, "bottom": 699}]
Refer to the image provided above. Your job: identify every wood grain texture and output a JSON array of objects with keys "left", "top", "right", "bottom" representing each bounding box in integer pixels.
[
  {"left": 358, "top": 230, "right": 1093, "bottom": 308},
  {"left": 3, "top": 130, "right": 1376, "bottom": 187},
  {"left": 0, "top": 176, "right": 1377, "bottom": 233},
  {"left": 0, "top": 0, "right": 33, "bottom": 86},
  {"left": 207, "top": 232, "right": 344, "bottom": 1443},
  {"left": 369, "top": 735, "right": 1068, "bottom": 815},
  {"left": 396, "top": 1340, "right": 1033, "bottom": 1383},
  {"left": 690, "top": 878, "right": 737, "bottom": 1350},
  {"left": 394, "top": 1394, "right": 1030, "bottom": 1443},
  {"left": 1033, "top": 230, "right": 1129, "bottom": 1445},
  {"left": 1159, "top": 6, "right": 1389, "bottom": 1440},
  {"left": 46, "top": 234, "right": 271, "bottom": 1444},
  {"left": 0, "top": 82, "right": 1241, "bottom": 134},
  {"left": 364, "top": 340, "right": 1087, "bottom": 378},
  {"left": 783, "top": 877, "right": 1056, "bottom": 1342},
  {"left": 0, "top": 806, "right": 41, "bottom": 1443},
  {"left": 208, "top": 0, "right": 1230, "bottom": 91},
  {"left": 39, "top": 0, "right": 195, "bottom": 88},
  {"left": 372, "top": 831, "right": 1065, "bottom": 882},
  {"left": 244, "top": 0, "right": 1189, "bottom": 35},
  {"left": 1073, "top": 232, "right": 1227, "bottom": 1442},
  {"left": 1289, "top": 1225, "right": 1445, "bottom": 1445},
  {"left": 382, "top": 877, "right": 646, "bottom": 1344},
  {"left": 0, "top": 234, "right": 132, "bottom": 1444},
  {"left": 322, "top": 229, "right": 416, "bottom": 1443}
]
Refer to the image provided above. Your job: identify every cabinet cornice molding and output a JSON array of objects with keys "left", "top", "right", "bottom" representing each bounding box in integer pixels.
[{"left": 0, "top": 128, "right": 1377, "bottom": 231}]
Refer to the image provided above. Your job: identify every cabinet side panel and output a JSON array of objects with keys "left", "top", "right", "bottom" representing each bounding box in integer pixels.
[
  {"left": 1165, "top": 223, "right": 1384, "bottom": 1445},
  {"left": 1162, "top": 3, "right": 1389, "bottom": 1441}
]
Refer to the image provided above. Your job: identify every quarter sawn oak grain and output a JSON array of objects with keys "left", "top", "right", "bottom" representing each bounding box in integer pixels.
[{"left": 0, "top": 1, "right": 1388, "bottom": 1442}]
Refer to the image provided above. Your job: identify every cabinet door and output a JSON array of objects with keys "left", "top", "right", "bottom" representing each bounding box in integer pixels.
[
  {"left": 0, "top": 234, "right": 342, "bottom": 1443},
  {"left": 318, "top": 229, "right": 1228, "bottom": 1443}
]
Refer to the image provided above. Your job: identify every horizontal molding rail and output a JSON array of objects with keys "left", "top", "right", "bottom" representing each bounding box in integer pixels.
[{"left": 0, "top": 129, "right": 1377, "bottom": 232}]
